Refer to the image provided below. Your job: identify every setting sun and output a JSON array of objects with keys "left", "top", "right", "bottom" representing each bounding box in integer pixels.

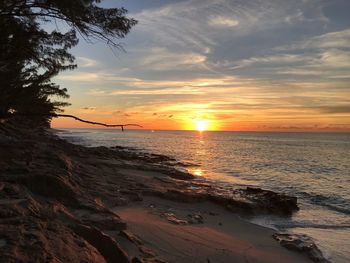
[{"left": 195, "top": 119, "right": 208, "bottom": 131}]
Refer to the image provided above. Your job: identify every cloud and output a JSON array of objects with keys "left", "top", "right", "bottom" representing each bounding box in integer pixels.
[
  {"left": 258, "top": 123, "right": 350, "bottom": 131},
  {"left": 84, "top": 76, "right": 254, "bottom": 98},
  {"left": 132, "top": 0, "right": 216, "bottom": 54},
  {"left": 208, "top": 15, "right": 239, "bottom": 28},
  {"left": 230, "top": 54, "right": 308, "bottom": 69},
  {"left": 123, "top": 0, "right": 336, "bottom": 78},
  {"left": 79, "top": 107, "right": 97, "bottom": 113},
  {"left": 77, "top": 57, "right": 98, "bottom": 67},
  {"left": 277, "top": 29, "right": 350, "bottom": 51},
  {"left": 138, "top": 47, "right": 207, "bottom": 70},
  {"left": 82, "top": 107, "right": 96, "bottom": 110},
  {"left": 96, "top": 87, "right": 205, "bottom": 96},
  {"left": 319, "top": 49, "right": 350, "bottom": 68},
  {"left": 58, "top": 73, "right": 98, "bottom": 81},
  {"left": 316, "top": 105, "right": 350, "bottom": 114},
  {"left": 87, "top": 89, "right": 106, "bottom": 95},
  {"left": 223, "top": 47, "right": 350, "bottom": 79},
  {"left": 57, "top": 72, "right": 142, "bottom": 83},
  {"left": 274, "top": 49, "right": 350, "bottom": 78}
]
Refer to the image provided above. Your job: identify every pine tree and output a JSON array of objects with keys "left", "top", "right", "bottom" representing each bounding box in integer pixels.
[{"left": 0, "top": 0, "right": 137, "bottom": 125}]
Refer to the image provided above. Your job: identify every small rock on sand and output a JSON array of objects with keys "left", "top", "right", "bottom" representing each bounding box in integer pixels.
[
  {"left": 164, "top": 213, "right": 187, "bottom": 225},
  {"left": 187, "top": 214, "right": 204, "bottom": 224}
]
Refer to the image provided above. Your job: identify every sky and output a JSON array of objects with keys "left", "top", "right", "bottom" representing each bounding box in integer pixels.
[{"left": 51, "top": 0, "right": 350, "bottom": 131}]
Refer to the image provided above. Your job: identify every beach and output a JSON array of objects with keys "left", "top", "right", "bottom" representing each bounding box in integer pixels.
[
  {"left": 59, "top": 128, "right": 350, "bottom": 262},
  {"left": 0, "top": 123, "right": 329, "bottom": 262}
]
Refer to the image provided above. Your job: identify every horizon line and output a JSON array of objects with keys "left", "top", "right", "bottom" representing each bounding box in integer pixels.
[{"left": 52, "top": 127, "right": 350, "bottom": 133}]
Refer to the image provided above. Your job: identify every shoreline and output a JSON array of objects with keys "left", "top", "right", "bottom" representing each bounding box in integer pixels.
[{"left": 0, "top": 124, "right": 330, "bottom": 262}]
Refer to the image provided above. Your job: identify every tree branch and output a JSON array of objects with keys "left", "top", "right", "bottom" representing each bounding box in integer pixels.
[
  {"left": 3, "top": 113, "right": 142, "bottom": 131},
  {"left": 52, "top": 114, "right": 142, "bottom": 131}
]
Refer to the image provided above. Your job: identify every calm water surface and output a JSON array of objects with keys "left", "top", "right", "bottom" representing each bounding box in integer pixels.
[{"left": 59, "top": 129, "right": 350, "bottom": 263}]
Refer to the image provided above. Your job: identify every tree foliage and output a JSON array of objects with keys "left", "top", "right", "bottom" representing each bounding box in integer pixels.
[{"left": 0, "top": 0, "right": 137, "bottom": 124}]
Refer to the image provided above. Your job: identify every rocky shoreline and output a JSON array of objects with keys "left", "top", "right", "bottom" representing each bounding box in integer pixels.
[{"left": 0, "top": 123, "right": 330, "bottom": 262}]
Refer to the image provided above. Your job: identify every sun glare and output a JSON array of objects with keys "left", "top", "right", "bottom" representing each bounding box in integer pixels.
[{"left": 195, "top": 119, "right": 208, "bottom": 131}]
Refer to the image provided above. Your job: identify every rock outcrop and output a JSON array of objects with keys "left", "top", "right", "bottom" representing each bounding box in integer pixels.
[{"left": 273, "top": 233, "right": 331, "bottom": 262}]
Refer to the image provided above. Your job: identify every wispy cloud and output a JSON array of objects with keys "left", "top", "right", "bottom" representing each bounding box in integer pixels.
[
  {"left": 105, "top": 87, "right": 204, "bottom": 96},
  {"left": 77, "top": 57, "right": 98, "bottom": 67},
  {"left": 276, "top": 29, "right": 350, "bottom": 51},
  {"left": 138, "top": 47, "right": 207, "bottom": 70},
  {"left": 229, "top": 54, "right": 308, "bottom": 69},
  {"left": 208, "top": 15, "right": 239, "bottom": 28},
  {"left": 57, "top": 73, "right": 99, "bottom": 81}
]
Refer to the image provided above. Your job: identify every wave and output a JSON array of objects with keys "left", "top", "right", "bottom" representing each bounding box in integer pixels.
[{"left": 297, "top": 191, "right": 350, "bottom": 215}]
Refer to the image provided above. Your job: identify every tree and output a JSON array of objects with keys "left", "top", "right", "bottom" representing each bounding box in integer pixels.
[{"left": 0, "top": 0, "right": 137, "bottom": 125}]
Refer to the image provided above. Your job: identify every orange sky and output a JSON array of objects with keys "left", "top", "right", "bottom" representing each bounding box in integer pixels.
[{"left": 51, "top": 102, "right": 350, "bottom": 132}]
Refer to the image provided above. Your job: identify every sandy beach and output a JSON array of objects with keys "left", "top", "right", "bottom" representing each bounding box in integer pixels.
[
  {"left": 0, "top": 123, "right": 329, "bottom": 262},
  {"left": 115, "top": 196, "right": 312, "bottom": 263}
]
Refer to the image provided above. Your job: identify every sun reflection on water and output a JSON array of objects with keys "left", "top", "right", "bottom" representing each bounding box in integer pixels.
[{"left": 190, "top": 168, "right": 203, "bottom": 176}]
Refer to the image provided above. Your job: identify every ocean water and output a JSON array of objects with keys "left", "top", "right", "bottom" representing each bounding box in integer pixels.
[{"left": 58, "top": 129, "right": 350, "bottom": 262}]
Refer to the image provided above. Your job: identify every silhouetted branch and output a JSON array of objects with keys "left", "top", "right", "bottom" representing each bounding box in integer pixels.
[
  {"left": 52, "top": 114, "right": 142, "bottom": 131},
  {"left": 4, "top": 113, "right": 142, "bottom": 131}
]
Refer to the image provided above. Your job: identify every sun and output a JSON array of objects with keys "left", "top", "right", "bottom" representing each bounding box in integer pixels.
[{"left": 195, "top": 119, "right": 208, "bottom": 131}]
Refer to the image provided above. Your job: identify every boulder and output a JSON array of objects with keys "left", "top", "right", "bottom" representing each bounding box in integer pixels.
[
  {"left": 244, "top": 187, "right": 298, "bottom": 214},
  {"left": 273, "top": 233, "right": 330, "bottom": 262}
]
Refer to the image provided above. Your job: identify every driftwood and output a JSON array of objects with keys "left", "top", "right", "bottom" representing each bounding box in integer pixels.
[{"left": 52, "top": 114, "right": 142, "bottom": 131}]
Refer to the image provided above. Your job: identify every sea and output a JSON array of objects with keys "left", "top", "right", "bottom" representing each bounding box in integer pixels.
[{"left": 58, "top": 129, "right": 350, "bottom": 263}]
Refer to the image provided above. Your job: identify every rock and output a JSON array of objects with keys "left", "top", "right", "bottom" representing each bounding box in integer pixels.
[
  {"left": 120, "top": 190, "right": 143, "bottom": 202},
  {"left": 154, "top": 167, "right": 194, "bottom": 180},
  {"left": 71, "top": 224, "right": 130, "bottom": 263},
  {"left": 208, "top": 212, "right": 218, "bottom": 216},
  {"left": 119, "top": 230, "right": 143, "bottom": 245},
  {"left": 139, "top": 246, "right": 157, "bottom": 258},
  {"left": 273, "top": 233, "right": 330, "bottom": 262},
  {"left": 244, "top": 187, "right": 299, "bottom": 214},
  {"left": 164, "top": 213, "right": 187, "bottom": 225},
  {"left": 163, "top": 189, "right": 207, "bottom": 203},
  {"left": 17, "top": 174, "right": 78, "bottom": 205},
  {"left": 81, "top": 213, "right": 127, "bottom": 231},
  {"left": 187, "top": 214, "right": 203, "bottom": 224},
  {"left": 209, "top": 193, "right": 255, "bottom": 213},
  {"left": 0, "top": 218, "right": 107, "bottom": 263},
  {"left": 132, "top": 257, "right": 167, "bottom": 263}
]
